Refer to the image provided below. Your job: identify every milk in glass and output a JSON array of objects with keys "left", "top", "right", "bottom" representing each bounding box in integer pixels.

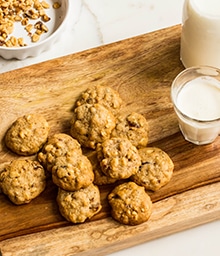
[
  {"left": 171, "top": 66, "right": 220, "bottom": 145},
  {"left": 177, "top": 77, "right": 220, "bottom": 121}
]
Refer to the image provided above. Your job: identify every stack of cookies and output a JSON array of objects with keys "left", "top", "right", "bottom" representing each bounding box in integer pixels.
[{"left": 38, "top": 133, "right": 102, "bottom": 223}]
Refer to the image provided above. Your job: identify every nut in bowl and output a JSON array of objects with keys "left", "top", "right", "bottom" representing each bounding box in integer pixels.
[{"left": 0, "top": 0, "right": 70, "bottom": 60}]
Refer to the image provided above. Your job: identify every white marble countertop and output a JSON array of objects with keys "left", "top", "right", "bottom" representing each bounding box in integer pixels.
[{"left": 1, "top": 0, "right": 220, "bottom": 255}]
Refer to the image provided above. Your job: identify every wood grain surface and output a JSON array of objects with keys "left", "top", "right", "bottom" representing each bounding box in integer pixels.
[{"left": 1, "top": 25, "right": 220, "bottom": 256}]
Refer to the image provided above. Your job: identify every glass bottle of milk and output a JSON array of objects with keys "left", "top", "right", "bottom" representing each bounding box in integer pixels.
[{"left": 181, "top": 0, "right": 220, "bottom": 68}]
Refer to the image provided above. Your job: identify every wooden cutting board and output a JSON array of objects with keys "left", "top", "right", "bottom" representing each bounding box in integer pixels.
[{"left": 1, "top": 25, "right": 220, "bottom": 256}]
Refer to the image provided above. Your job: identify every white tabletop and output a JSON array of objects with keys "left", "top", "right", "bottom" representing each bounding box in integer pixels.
[{"left": 1, "top": 1, "right": 220, "bottom": 255}]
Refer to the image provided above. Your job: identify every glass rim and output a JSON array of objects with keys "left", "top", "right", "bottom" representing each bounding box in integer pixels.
[{"left": 171, "top": 65, "right": 220, "bottom": 123}]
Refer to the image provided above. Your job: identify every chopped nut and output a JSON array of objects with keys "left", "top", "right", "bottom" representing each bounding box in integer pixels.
[
  {"left": 18, "top": 37, "right": 25, "bottom": 46},
  {"left": 34, "top": 1, "right": 42, "bottom": 10},
  {"left": 5, "top": 39, "right": 13, "bottom": 47},
  {"left": 1, "top": 32, "right": 8, "bottom": 39},
  {"left": 0, "top": 0, "right": 59, "bottom": 47},
  {"left": 21, "top": 18, "right": 29, "bottom": 26},
  {"left": 41, "top": 1, "right": 50, "bottom": 9},
  {"left": 0, "top": 40, "right": 5, "bottom": 46},
  {"left": 53, "top": 2, "right": 61, "bottom": 9},
  {"left": 10, "top": 36, "right": 18, "bottom": 46},
  {"left": 1, "top": 2, "right": 9, "bottom": 8},
  {"left": 25, "top": 23, "right": 33, "bottom": 33},
  {"left": 38, "top": 8, "right": 46, "bottom": 16},
  {"left": 41, "top": 24, "right": 48, "bottom": 33},
  {"left": 34, "top": 21, "right": 43, "bottom": 30},
  {"left": 35, "top": 29, "right": 43, "bottom": 35},
  {"left": 42, "top": 14, "right": 50, "bottom": 22},
  {"left": 14, "top": 15, "right": 22, "bottom": 21},
  {"left": 25, "top": 9, "right": 39, "bottom": 19},
  {"left": 31, "top": 33, "right": 40, "bottom": 42}
]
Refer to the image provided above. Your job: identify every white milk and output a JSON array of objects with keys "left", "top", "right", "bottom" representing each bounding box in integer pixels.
[
  {"left": 181, "top": 0, "right": 220, "bottom": 68},
  {"left": 177, "top": 76, "right": 220, "bottom": 120},
  {"left": 175, "top": 76, "right": 220, "bottom": 144}
]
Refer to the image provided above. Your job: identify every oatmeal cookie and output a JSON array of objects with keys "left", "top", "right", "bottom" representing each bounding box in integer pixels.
[
  {"left": 0, "top": 163, "right": 7, "bottom": 194},
  {"left": 93, "top": 165, "right": 117, "bottom": 186},
  {"left": 0, "top": 159, "right": 46, "bottom": 205},
  {"left": 52, "top": 154, "right": 94, "bottom": 191},
  {"left": 5, "top": 114, "right": 50, "bottom": 156},
  {"left": 111, "top": 112, "right": 149, "bottom": 148},
  {"left": 108, "top": 181, "right": 152, "bottom": 225},
  {"left": 57, "top": 184, "right": 102, "bottom": 224},
  {"left": 96, "top": 138, "right": 141, "bottom": 180},
  {"left": 75, "top": 85, "right": 122, "bottom": 113},
  {"left": 70, "top": 103, "right": 116, "bottom": 149},
  {"left": 87, "top": 151, "right": 117, "bottom": 186},
  {"left": 131, "top": 147, "right": 174, "bottom": 191},
  {"left": 38, "top": 133, "right": 82, "bottom": 172}
]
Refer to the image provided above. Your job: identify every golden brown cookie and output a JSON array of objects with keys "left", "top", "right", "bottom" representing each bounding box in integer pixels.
[
  {"left": 0, "top": 159, "right": 46, "bottom": 205},
  {"left": 52, "top": 154, "right": 94, "bottom": 191},
  {"left": 108, "top": 181, "right": 152, "bottom": 225},
  {"left": 38, "top": 133, "right": 82, "bottom": 172},
  {"left": 75, "top": 85, "right": 122, "bottom": 113},
  {"left": 96, "top": 138, "right": 141, "bottom": 180},
  {"left": 57, "top": 184, "right": 102, "bottom": 224},
  {"left": 93, "top": 162, "right": 118, "bottom": 186},
  {"left": 111, "top": 112, "right": 149, "bottom": 148},
  {"left": 70, "top": 103, "right": 116, "bottom": 149},
  {"left": 5, "top": 114, "right": 50, "bottom": 156},
  {"left": 0, "top": 162, "right": 8, "bottom": 194},
  {"left": 131, "top": 147, "right": 174, "bottom": 191},
  {"left": 87, "top": 151, "right": 117, "bottom": 186}
]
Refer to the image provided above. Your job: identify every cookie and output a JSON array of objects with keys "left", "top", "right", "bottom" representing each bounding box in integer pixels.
[
  {"left": 52, "top": 154, "right": 94, "bottom": 191},
  {"left": 38, "top": 133, "right": 82, "bottom": 172},
  {"left": 56, "top": 184, "right": 102, "bottom": 224},
  {"left": 70, "top": 103, "right": 116, "bottom": 149},
  {"left": 131, "top": 147, "right": 174, "bottom": 191},
  {"left": 108, "top": 181, "right": 152, "bottom": 225},
  {"left": 0, "top": 163, "right": 8, "bottom": 194},
  {"left": 111, "top": 112, "right": 149, "bottom": 148},
  {"left": 87, "top": 151, "right": 117, "bottom": 186},
  {"left": 0, "top": 159, "right": 46, "bottom": 205},
  {"left": 75, "top": 85, "right": 122, "bottom": 113},
  {"left": 5, "top": 113, "right": 50, "bottom": 156},
  {"left": 93, "top": 165, "right": 117, "bottom": 186},
  {"left": 96, "top": 138, "right": 141, "bottom": 180}
]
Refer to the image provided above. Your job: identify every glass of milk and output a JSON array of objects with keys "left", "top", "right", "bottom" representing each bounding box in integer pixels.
[
  {"left": 171, "top": 66, "right": 220, "bottom": 145},
  {"left": 181, "top": 0, "right": 220, "bottom": 68}
]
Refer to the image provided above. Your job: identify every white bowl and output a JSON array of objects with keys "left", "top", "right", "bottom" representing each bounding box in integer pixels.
[{"left": 0, "top": 0, "right": 70, "bottom": 60}]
